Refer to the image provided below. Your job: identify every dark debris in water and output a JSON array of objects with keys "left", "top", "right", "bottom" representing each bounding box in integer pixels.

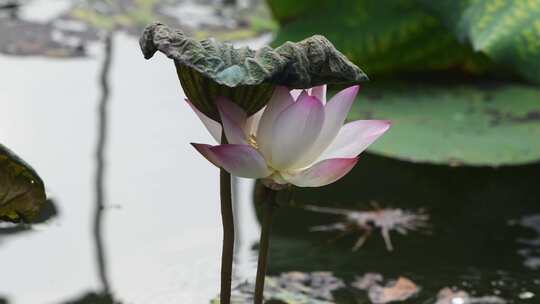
[
  {"left": 275, "top": 271, "right": 345, "bottom": 301},
  {"left": 351, "top": 274, "right": 419, "bottom": 304},
  {"left": 306, "top": 202, "right": 430, "bottom": 251},
  {"left": 211, "top": 271, "right": 343, "bottom": 303},
  {"left": 434, "top": 288, "right": 506, "bottom": 304},
  {"left": 510, "top": 214, "right": 540, "bottom": 270}
]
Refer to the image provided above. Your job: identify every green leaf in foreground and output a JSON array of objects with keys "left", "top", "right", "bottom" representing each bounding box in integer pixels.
[
  {"left": 417, "top": 0, "right": 540, "bottom": 84},
  {"left": 348, "top": 81, "right": 540, "bottom": 166},
  {"left": 0, "top": 143, "right": 46, "bottom": 223}
]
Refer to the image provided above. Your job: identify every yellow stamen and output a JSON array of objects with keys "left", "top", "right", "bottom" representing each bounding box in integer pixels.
[{"left": 247, "top": 134, "right": 259, "bottom": 149}]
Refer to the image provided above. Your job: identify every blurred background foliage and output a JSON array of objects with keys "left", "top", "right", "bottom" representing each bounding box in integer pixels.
[{"left": 267, "top": 0, "right": 540, "bottom": 166}]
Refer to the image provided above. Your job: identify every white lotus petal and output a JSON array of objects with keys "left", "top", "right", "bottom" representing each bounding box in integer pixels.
[
  {"left": 319, "top": 120, "right": 391, "bottom": 160},
  {"left": 256, "top": 86, "right": 294, "bottom": 159},
  {"left": 246, "top": 107, "right": 264, "bottom": 135},
  {"left": 284, "top": 157, "right": 358, "bottom": 187},
  {"left": 186, "top": 99, "right": 222, "bottom": 143},
  {"left": 270, "top": 94, "right": 325, "bottom": 169},
  {"left": 310, "top": 85, "right": 327, "bottom": 104},
  {"left": 292, "top": 85, "right": 359, "bottom": 168},
  {"left": 217, "top": 97, "right": 248, "bottom": 145}
]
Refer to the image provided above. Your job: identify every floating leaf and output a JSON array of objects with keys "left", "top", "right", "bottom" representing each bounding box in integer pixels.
[
  {"left": 417, "top": 0, "right": 540, "bottom": 84},
  {"left": 269, "top": 0, "right": 491, "bottom": 77},
  {"left": 347, "top": 81, "right": 540, "bottom": 166},
  {"left": 0, "top": 143, "right": 46, "bottom": 223},
  {"left": 140, "top": 22, "right": 366, "bottom": 121}
]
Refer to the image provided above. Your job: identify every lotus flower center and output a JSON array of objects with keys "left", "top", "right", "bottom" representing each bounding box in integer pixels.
[{"left": 247, "top": 134, "right": 259, "bottom": 149}]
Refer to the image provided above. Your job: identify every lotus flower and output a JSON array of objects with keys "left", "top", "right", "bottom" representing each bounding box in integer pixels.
[{"left": 190, "top": 85, "right": 390, "bottom": 189}]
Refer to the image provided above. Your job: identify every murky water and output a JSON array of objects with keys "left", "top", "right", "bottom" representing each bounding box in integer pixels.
[{"left": 2, "top": 2, "right": 540, "bottom": 304}]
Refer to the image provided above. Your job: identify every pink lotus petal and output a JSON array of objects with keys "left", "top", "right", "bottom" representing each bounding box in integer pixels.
[
  {"left": 191, "top": 143, "right": 271, "bottom": 178},
  {"left": 217, "top": 96, "right": 246, "bottom": 124},
  {"left": 285, "top": 157, "right": 358, "bottom": 187},
  {"left": 270, "top": 94, "right": 325, "bottom": 169},
  {"left": 310, "top": 85, "right": 327, "bottom": 104},
  {"left": 216, "top": 97, "right": 248, "bottom": 145},
  {"left": 186, "top": 99, "right": 222, "bottom": 143},
  {"left": 320, "top": 120, "right": 391, "bottom": 161},
  {"left": 257, "top": 86, "right": 295, "bottom": 159},
  {"left": 191, "top": 143, "right": 221, "bottom": 167},
  {"left": 293, "top": 85, "right": 360, "bottom": 168}
]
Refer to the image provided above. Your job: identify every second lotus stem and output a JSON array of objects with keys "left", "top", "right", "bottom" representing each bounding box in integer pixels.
[{"left": 254, "top": 189, "right": 277, "bottom": 304}]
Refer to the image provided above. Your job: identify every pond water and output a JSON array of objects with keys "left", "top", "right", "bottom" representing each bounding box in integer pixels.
[
  {"left": 0, "top": 32, "right": 265, "bottom": 303},
  {"left": 1, "top": 2, "right": 540, "bottom": 304}
]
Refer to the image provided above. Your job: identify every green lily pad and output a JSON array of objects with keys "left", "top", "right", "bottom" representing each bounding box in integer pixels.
[
  {"left": 0, "top": 143, "right": 46, "bottom": 223},
  {"left": 347, "top": 81, "right": 540, "bottom": 166},
  {"left": 416, "top": 0, "right": 540, "bottom": 84},
  {"left": 269, "top": 0, "right": 491, "bottom": 77}
]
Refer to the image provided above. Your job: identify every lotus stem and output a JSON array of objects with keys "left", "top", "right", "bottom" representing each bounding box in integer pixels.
[
  {"left": 220, "top": 132, "right": 234, "bottom": 304},
  {"left": 254, "top": 189, "right": 277, "bottom": 304}
]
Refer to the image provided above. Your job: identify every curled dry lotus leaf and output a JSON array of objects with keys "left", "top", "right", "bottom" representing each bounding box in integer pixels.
[
  {"left": 140, "top": 22, "right": 367, "bottom": 121},
  {"left": 0, "top": 143, "right": 46, "bottom": 223}
]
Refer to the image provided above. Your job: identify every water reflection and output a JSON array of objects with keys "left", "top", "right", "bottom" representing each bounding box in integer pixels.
[
  {"left": 0, "top": 25, "right": 270, "bottom": 302},
  {"left": 92, "top": 32, "right": 114, "bottom": 297},
  {"left": 55, "top": 32, "right": 117, "bottom": 304},
  {"left": 61, "top": 292, "right": 118, "bottom": 304},
  {"left": 0, "top": 199, "right": 58, "bottom": 241}
]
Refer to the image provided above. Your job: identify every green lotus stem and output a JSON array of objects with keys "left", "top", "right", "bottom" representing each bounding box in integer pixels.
[
  {"left": 220, "top": 132, "right": 234, "bottom": 304},
  {"left": 254, "top": 189, "right": 277, "bottom": 304}
]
